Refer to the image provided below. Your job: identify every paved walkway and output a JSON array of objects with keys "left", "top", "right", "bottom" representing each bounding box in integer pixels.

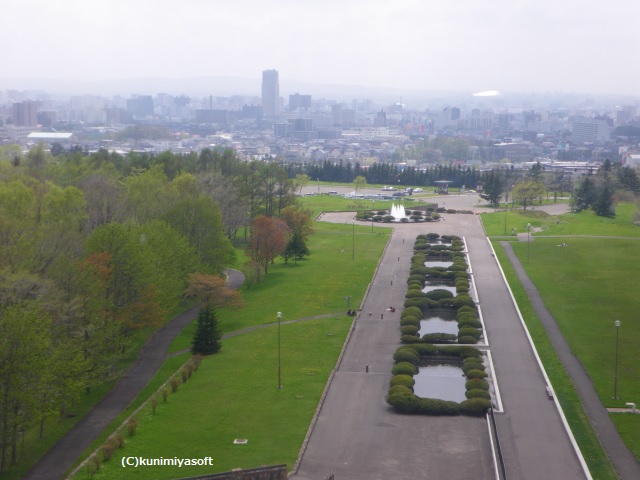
[{"left": 502, "top": 242, "right": 640, "bottom": 479}]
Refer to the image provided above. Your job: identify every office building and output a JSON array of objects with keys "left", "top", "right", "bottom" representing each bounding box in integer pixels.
[
  {"left": 12, "top": 101, "right": 40, "bottom": 127},
  {"left": 262, "top": 70, "right": 280, "bottom": 117}
]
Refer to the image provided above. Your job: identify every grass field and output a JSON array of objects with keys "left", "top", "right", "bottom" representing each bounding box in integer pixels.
[
  {"left": 69, "top": 219, "right": 391, "bottom": 478},
  {"left": 484, "top": 202, "right": 640, "bottom": 463}
]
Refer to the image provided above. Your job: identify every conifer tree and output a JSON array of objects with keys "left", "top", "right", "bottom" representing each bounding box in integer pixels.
[{"left": 191, "top": 307, "right": 222, "bottom": 355}]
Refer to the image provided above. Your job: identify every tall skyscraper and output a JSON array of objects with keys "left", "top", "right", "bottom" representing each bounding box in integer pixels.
[{"left": 262, "top": 69, "right": 279, "bottom": 117}]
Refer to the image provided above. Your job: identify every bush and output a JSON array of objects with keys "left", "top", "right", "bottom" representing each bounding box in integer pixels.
[
  {"left": 390, "top": 374, "right": 416, "bottom": 388},
  {"left": 383, "top": 215, "right": 395, "bottom": 222},
  {"left": 401, "top": 334, "right": 420, "bottom": 344},
  {"left": 170, "top": 378, "right": 180, "bottom": 392},
  {"left": 457, "top": 305, "right": 477, "bottom": 315},
  {"left": 387, "top": 392, "right": 421, "bottom": 413},
  {"left": 426, "top": 233, "right": 440, "bottom": 240},
  {"left": 402, "top": 306, "right": 423, "bottom": 319},
  {"left": 407, "top": 274, "right": 425, "bottom": 284},
  {"left": 400, "top": 316, "right": 420, "bottom": 327},
  {"left": 372, "top": 215, "right": 383, "bottom": 222},
  {"left": 392, "top": 362, "right": 418, "bottom": 375},
  {"left": 405, "top": 289, "right": 426, "bottom": 299},
  {"left": 466, "top": 389, "right": 491, "bottom": 400},
  {"left": 127, "top": 418, "right": 139, "bottom": 437},
  {"left": 460, "top": 398, "right": 491, "bottom": 415},
  {"left": 151, "top": 397, "right": 158, "bottom": 414},
  {"left": 458, "top": 327, "right": 481, "bottom": 339},
  {"left": 181, "top": 369, "right": 188, "bottom": 383},
  {"left": 463, "top": 357, "right": 484, "bottom": 367},
  {"left": 466, "top": 369, "right": 488, "bottom": 379},
  {"left": 162, "top": 387, "right": 169, "bottom": 402},
  {"left": 388, "top": 385, "right": 414, "bottom": 396},
  {"left": 465, "top": 379, "right": 489, "bottom": 391},
  {"left": 424, "top": 289, "right": 454, "bottom": 301},
  {"left": 101, "top": 443, "right": 116, "bottom": 462},
  {"left": 112, "top": 434, "right": 125, "bottom": 449},
  {"left": 456, "top": 285, "right": 469, "bottom": 294},
  {"left": 458, "top": 335, "right": 478, "bottom": 344},
  {"left": 393, "top": 349, "right": 420, "bottom": 365},
  {"left": 377, "top": 210, "right": 387, "bottom": 215},
  {"left": 453, "top": 295, "right": 476, "bottom": 308},
  {"left": 400, "top": 325, "right": 419, "bottom": 336},
  {"left": 458, "top": 318, "right": 482, "bottom": 329},
  {"left": 462, "top": 363, "right": 485, "bottom": 375},
  {"left": 410, "top": 265, "right": 429, "bottom": 276},
  {"left": 419, "top": 333, "right": 457, "bottom": 344}
]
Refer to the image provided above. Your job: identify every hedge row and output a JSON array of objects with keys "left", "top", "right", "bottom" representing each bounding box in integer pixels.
[
  {"left": 400, "top": 234, "right": 482, "bottom": 344},
  {"left": 387, "top": 344, "right": 491, "bottom": 415}
]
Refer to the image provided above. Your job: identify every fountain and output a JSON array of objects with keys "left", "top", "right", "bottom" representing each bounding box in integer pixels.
[{"left": 390, "top": 203, "right": 407, "bottom": 220}]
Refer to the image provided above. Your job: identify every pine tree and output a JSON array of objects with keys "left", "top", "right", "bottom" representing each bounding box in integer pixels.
[
  {"left": 283, "top": 232, "right": 310, "bottom": 264},
  {"left": 191, "top": 307, "right": 222, "bottom": 355}
]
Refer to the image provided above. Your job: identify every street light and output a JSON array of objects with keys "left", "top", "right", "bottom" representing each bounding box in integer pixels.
[
  {"left": 352, "top": 222, "right": 355, "bottom": 261},
  {"left": 526, "top": 223, "right": 532, "bottom": 262},
  {"left": 345, "top": 296, "right": 352, "bottom": 311},
  {"left": 277, "top": 311, "right": 282, "bottom": 389},
  {"left": 614, "top": 320, "right": 621, "bottom": 400}
]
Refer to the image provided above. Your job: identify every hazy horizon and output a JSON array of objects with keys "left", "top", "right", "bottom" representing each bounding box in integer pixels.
[{"left": 4, "top": 0, "right": 640, "bottom": 98}]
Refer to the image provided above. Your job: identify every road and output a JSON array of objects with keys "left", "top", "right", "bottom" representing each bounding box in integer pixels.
[{"left": 294, "top": 194, "right": 589, "bottom": 480}]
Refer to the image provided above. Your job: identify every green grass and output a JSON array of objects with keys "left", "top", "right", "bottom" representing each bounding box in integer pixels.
[
  {"left": 508, "top": 238, "right": 640, "bottom": 409},
  {"left": 481, "top": 202, "right": 640, "bottom": 237},
  {"left": 492, "top": 241, "right": 619, "bottom": 480},
  {"left": 67, "top": 218, "right": 390, "bottom": 477},
  {"left": 74, "top": 317, "right": 351, "bottom": 479},
  {"left": 298, "top": 195, "right": 425, "bottom": 218}
]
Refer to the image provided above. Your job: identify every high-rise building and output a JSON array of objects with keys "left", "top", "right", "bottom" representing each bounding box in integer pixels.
[
  {"left": 289, "top": 93, "right": 311, "bottom": 111},
  {"left": 262, "top": 70, "right": 280, "bottom": 117},
  {"left": 12, "top": 101, "right": 40, "bottom": 127}
]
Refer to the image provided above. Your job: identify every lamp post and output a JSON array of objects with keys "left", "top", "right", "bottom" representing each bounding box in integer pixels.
[
  {"left": 526, "top": 223, "right": 531, "bottom": 263},
  {"left": 277, "top": 311, "right": 282, "bottom": 389},
  {"left": 613, "top": 320, "right": 621, "bottom": 400},
  {"left": 345, "top": 296, "right": 351, "bottom": 311}
]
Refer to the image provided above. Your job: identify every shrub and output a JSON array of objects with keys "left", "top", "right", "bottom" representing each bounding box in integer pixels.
[
  {"left": 400, "top": 325, "right": 419, "bottom": 336},
  {"left": 392, "top": 362, "right": 418, "bottom": 375},
  {"left": 400, "top": 218, "right": 409, "bottom": 223},
  {"left": 458, "top": 318, "right": 482, "bottom": 329},
  {"left": 405, "top": 290, "right": 426, "bottom": 299},
  {"left": 101, "top": 443, "right": 116, "bottom": 462},
  {"left": 86, "top": 460, "right": 99, "bottom": 478},
  {"left": 372, "top": 215, "right": 383, "bottom": 222},
  {"left": 401, "top": 334, "right": 420, "bottom": 344},
  {"left": 407, "top": 274, "right": 424, "bottom": 284},
  {"left": 463, "top": 357, "right": 484, "bottom": 367},
  {"left": 458, "top": 335, "right": 478, "bottom": 344},
  {"left": 402, "top": 306, "right": 423, "bottom": 319},
  {"left": 377, "top": 210, "right": 387, "bottom": 215},
  {"left": 170, "top": 378, "right": 180, "bottom": 392},
  {"left": 388, "top": 385, "right": 414, "bottom": 396},
  {"left": 162, "top": 387, "right": 169, "bottom": 402},
  {"left": 457, "top": 305, "right": 477, "bottom": 315},
  {"left": 387, "top": 392, "right": 421, "bottom": 413},
  {"left": 151, "top": 397, "right": 158, "bottom": 414},
  {"left": 400, "top": 316, "right": 420, "bottom": 327},
  {"left": 458, "top": 327, "right": 481, "bottom": 339},
  {"left": 420, "top": 333, "right": 457, "bottom": 344},
  {"left": 112, "top": 434, "right": 125, "bottom": 449},
  {"left": 416, "top": 398, "right": 461, "bottom": 415},
  {"left": 383, "top": 215, "right": 395, "bottom": 222},
  {"left": 462, "top": 363, "right": 485, "bottom": 375},
  {"left": 390, "top": 374, "right": 416, "bottom": 388},
  {"left": 456, "top": 285, "right": 469, "bottom": 294},
  {"left": 127, "top": 418, "right": 139, "bottom": 437},
  {"left": 424, "top": 289, "right": 454, "bottom": 301},
  {"left": 181, "top": 369, "right": 188, "bottom": 383},
  {"left": 453, "top": 295, "right": 476, "bottom": 308},
  {"left": 407, "top": 283, "right": 422, "bottom": 291},
  {"left": 426, "top": 233, "right": 440, "bottom": 240},
  {"left": 466, "top": 389, "right": 491, "bottom": 400},
  {"left": 460, "top": 398, "right": 491, "bottom": 415},
  {"left": 466, "top": 369, "right": 488, "bottom": 379},
  {"left": 393, "top": 349, "right": 420, "bottom": 365},
  {"left": 192, "top": 354, "right": 202, "bottom": 369},
  {"left": 465, "top": 379, "right": 489, "bottom": 391},
  {"left": 410, "top": 265, "right": 429, "bottom": 276}
]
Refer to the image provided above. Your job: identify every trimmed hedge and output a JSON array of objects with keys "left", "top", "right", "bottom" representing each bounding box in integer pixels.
[
  {"left": 390, "top": 374, "right": 415, "bottom": 388},
  {"left": 392, "top": 362, "right": 418, "bottom": 375}
]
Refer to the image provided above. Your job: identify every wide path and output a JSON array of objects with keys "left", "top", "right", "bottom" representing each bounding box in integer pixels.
[{"left": 294, "top": 196, "right": 587, "bottom": 480}]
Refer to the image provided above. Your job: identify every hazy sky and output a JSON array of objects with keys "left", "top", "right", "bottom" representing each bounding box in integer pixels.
[{"left": 4, "top": 0, "right": 640, "bottom": 96}]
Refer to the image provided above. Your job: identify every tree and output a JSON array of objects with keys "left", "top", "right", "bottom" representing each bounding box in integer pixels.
[
  {"left": 294, "top": 173, "right": 310, "bottom": 195},
  {"left": 248, "top": 216, "right": 290, "bottom": 274},
  {"left": 512, "top": 180, "right": 545, "bottom": 210},
  {"left": 185, "top": 273, "right": 243, "bottom": 356},
  {"left": 353, "top": 175, "right": 367, "bottom": 193},
  {"left": 191, "top": 307, "right": 223, "bottom": 355},
  {"left": 571, "top": 174, "right": 597, "bottom": 213},
  {"left": 279, "top": 205, "right": 314, "bottom": 240},
  {"left": 282, "top": 232, "right": 310, "bottom": 264},
  {"left": 480, "top": 170, "right": 504, "bottom": 207}
]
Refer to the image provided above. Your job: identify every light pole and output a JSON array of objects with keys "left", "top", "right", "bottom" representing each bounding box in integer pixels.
[
  {"left": 345, "top": 296, "right": 351, "bottom": 311},
  {"left": 613, "top": 320, "right": 621, "bottom": 400},
  {"left": 526, "top": 222, "right": 531, "bottom": 263},
  {"left": 277, "top": 311, "right": 282, "bottom": 389}
]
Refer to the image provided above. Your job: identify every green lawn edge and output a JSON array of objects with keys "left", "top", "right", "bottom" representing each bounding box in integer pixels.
[{"left": 491, "top": 240, "right": 618, "bottom": 480}]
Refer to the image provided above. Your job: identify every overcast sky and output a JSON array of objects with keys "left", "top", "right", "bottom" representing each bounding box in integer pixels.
[{"left": 4, "top": 0, "right": 640, "bottom": 96}]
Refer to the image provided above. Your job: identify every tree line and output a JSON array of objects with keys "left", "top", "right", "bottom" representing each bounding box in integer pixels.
[{"left": 0, "top": 144, "right": 312, "bottom": 471}]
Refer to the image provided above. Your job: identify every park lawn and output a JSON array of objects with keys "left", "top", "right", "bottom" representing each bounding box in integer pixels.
[
  {"left": 169, "top": 221, "right": 391, "bottom": 353},
  {"left": 505, "top": 237, "right": 640, "bottom": 460},
  {"left": 492, "top": 241, "right": 618, "bottom": 480},
  {"left": 481, "top": 202, "right": 640, "bottom": 238},
  {"left": 74, "top": 317, "right": 352, "bottom": 479},
  {"left": 508, "top": 237, "right": 640, "bottom": 406}
]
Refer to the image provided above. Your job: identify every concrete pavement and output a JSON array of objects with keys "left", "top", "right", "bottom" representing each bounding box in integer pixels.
[{"left": 294, "top": 197, "right": 590, "bottom": 480}]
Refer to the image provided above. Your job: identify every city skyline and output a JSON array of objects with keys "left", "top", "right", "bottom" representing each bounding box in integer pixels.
[{"left": 3, "top": 0, "right": 640, "bottom": 98}]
